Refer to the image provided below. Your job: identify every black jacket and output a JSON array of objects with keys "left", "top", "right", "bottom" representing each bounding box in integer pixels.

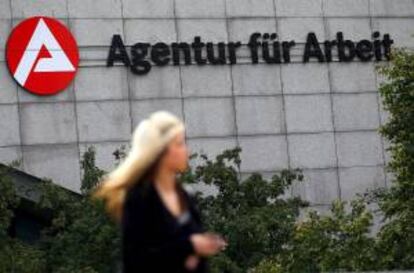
[{"left": 121, "top": 179, "right": 208, "bottom": 273}]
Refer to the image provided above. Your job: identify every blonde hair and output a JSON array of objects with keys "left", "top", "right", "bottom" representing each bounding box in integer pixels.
[{"left": 91, "top": 110, "right": 185, "bottom": 223}]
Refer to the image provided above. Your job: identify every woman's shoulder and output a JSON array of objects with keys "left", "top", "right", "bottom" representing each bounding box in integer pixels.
[{"left": 124, "top": 179, "right": 153, "bottom": 209}]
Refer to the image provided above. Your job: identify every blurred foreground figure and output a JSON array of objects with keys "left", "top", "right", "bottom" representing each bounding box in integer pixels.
[{"left": 92, "top": 110, "right": 227, "bottom": 273}]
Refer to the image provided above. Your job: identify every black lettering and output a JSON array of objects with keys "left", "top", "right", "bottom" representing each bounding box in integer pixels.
[
  {"left": 151, "top": 42, "right": 170, "bottom": 66},
  {"left": 130, "top": 43, "right": 151, "bottom": 75},
  {"left": 191, "top": 36, "right": 207, "bottom": 65},
  {"left": 107, "top": 34, "right": 130, "bottom": 67},
  {"left": 282, "top": 40, "right": 295, "bottom": 63},
  {"left": 337, "top": 32, "right": 356, "bottom": 62},
  {"left": 263, "top": 33, "right": 281, "bottom": 64},
  {"left": 207, "top": 42, "right": 226, "bottom": 64},
  {"left": 303, "top": 32, "right": 325, "bottom": 62},
  {"left": 356, "top": 40, "right": 373, "bottom": 61},
  {"left": 372, "top": 31, "right": 382, "bottom": 61},
  {"left": 323, "top": 40, "right": 336, "bottom": 62},
  {"left": 171, "top": 42, "right": 191, "bottom": 65},
  {"left": 248, "top": 32, "right": 261, "bottom": 64},
  {"left": 382, "top": 33, "right": 394, "bottom": 61},
  {"left": 227, "top": 42, "right": 241, "bottom": 64}
]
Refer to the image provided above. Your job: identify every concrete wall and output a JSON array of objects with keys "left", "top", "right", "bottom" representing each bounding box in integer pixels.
[{"left": 0, "top": 0, "right": 413, "bottom": 211}]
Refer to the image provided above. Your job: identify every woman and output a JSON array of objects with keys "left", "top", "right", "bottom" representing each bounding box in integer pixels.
[{"left": 92, "top": 110, "right": 227, "bottom": 273}]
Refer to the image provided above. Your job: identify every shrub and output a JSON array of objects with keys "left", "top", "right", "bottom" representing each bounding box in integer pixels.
[{"left": 181, "top": 146, "right": 308, "bottom": 273}]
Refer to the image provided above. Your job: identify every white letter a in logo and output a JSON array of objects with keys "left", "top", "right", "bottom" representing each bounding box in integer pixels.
[{"left": 14, "top": 18, "right": 75, "bottom": 86}]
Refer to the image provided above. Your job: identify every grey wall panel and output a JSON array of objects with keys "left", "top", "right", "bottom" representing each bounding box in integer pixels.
[{"left": 0, "top": 0, "right": 411, "bottom": 208}]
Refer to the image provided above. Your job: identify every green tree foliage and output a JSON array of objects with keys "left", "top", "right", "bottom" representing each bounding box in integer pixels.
[
  {"left": 0, "top": 161, "right": 20, "bottom": 245},
  {"left": 181, "top": 147, "right": 308, "bottom": 273},
  {"left": 0, "top": 160, "right": 46, "bottom": 273},
  {"left": 0, "top": 145, "right": 306, "bottom": 273},
  {"left": 274, "top": 199, "right": 378, "bottom": 273},
  {"left": 0, "top": 147, "right": 122, "bottom": 273},
  {"left": 373, "top": 48, "right": 414, "bottom": 269},
  {"left": 36, "top": 146, "right": 121, "bottom": 273}
]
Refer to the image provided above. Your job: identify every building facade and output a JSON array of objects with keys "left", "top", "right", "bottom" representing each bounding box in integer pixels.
[{"left": 0, "top": 0, "right": 413, "bottom": 212}]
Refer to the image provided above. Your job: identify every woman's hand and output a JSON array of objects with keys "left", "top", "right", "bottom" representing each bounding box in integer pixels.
[
  {"left": 184, "top": 255, "right": 200, "bottom": 271},
  {"left": 190, "top": 232, "right": 227, "bottom": 257}
]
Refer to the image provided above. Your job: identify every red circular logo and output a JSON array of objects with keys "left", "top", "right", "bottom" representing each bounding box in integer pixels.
[{"left": 6, "top": 16, "right": 79, "bottom": 96}]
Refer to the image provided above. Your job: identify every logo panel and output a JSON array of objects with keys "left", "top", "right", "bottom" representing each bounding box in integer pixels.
[{"left": 6, "top": 16, "right": 79, "bottom": 96}]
